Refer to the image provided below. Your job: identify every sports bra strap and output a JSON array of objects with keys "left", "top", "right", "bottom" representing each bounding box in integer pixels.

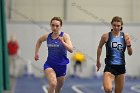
[{"left": 59, "top": 32, "right": 64, "bottom": 37}]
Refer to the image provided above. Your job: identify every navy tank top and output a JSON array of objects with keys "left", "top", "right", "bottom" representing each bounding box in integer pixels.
[{"left": 105, "top": 31, "right": 126, "bottom": 65}]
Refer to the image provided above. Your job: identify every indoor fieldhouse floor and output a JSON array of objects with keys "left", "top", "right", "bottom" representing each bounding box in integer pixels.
[{"left": 13, "top": 74, "right": 140, "bottom": 93}]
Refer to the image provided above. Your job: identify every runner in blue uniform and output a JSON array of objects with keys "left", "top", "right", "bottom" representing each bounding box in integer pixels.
[
  {"left": 96, "top": 16, "right": 132, "bottom": 93},
  {"left": 34, "top": 17, "right": 73, "bottom": 93}
]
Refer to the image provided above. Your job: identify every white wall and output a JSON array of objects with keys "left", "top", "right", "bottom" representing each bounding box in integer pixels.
[
  {"left": 6, "top": 22, "right": 140, "bottom": 78},
  {"left": 6, "top": 0, "right": 140, "bottom": 22},
  {"left": 8, "top": 0, "right": 64, "bottom": 21}
]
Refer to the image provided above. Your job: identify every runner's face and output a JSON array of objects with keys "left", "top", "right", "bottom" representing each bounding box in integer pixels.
[
  {"left": 50, "top": 20, "right": 61, "bottom": 34},
  {"left": 112, "top": 21, "right": 122, "bottom": 32}
]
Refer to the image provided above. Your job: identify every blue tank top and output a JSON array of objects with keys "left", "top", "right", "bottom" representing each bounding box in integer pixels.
[
  {"left": 105, "top": 31, "right": 126, "bottom": 65},
  {"left": 46, "top": 32, "right": 69, "bottom": 65}
]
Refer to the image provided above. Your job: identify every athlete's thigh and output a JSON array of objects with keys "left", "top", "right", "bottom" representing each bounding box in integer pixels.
[
  {"left": 57, "top": 76, "right": 65, "bottom": 86},
  {"left": 55, "top": 76, "right": 65, "bottom": 92},
  {"left": 44, "top": 68, "right": 57, "bottom": 83},
  {"left": 103, "top": 72, "right": 114, "bottom": 89},
  {"left": 115, "top": 74, "right": 125, "bottom": 93}
]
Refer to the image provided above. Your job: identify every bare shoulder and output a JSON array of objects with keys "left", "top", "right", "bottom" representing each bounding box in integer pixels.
[
  {"left": 101, "top": 32, "right": 108, "bottom": 42},
  {"left": 63, "top": 32, "right": 70, "bottom": 39},
  {"left": 39, "top": 33, "right": 49, "bottom": 41},
  {"left": 102, "top": 33, "right": 108, "bottom": 38}
]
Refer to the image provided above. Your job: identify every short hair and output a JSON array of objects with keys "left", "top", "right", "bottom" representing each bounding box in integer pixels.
[{"left": 50, "top": 17, "right": 62, "bottom": 26}]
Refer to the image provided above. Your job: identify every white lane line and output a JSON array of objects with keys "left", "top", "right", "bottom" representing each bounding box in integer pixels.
[
  {"left": 42, "top": 84, "right": 48, "bottom": 93},
  {"left": 131, "top": 84, "right": 140, "bottom": 92},
  {"left": 71, "top": 85, "right": 84, "bottom": 93},
  {"left": 42, "top": 84, "right": 84, "bottom": 93},
  {"left": 72, "top": 84, "right": 97, "bottom": 93},
  {"left": 43, "top": 84, "right": 84, "bottom": 93}
]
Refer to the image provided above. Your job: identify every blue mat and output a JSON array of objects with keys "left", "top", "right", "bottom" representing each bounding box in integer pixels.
[
  {"left": 15, "top": 75, "right": 44, "bottom": 93},
  {"left": 15, "top": 75, "right": 140, "bottom": 93}
]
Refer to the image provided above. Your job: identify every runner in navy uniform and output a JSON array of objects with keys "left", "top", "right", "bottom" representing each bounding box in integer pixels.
[{"left": 96, "top": 16, "right": 132, "bottom": 93}]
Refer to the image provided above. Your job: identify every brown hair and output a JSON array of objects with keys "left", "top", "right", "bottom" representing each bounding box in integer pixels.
[
  {"left": 50, "top": 17, "right": 63, "bottom": 26},
  {"left": 111, "top": 16, "right": 123, "bottom": 25},
  {"left": 111, "top": 16, "right": 123, "bottom": 31}
]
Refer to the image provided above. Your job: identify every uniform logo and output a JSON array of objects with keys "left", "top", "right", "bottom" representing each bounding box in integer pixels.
[
  {"left": 121, "top": 36, "right": 123, "bottom": 38},
  {"left": 47, "top": 44, "right": 59, "bottom": 47},
  {"left": 111, "top": 42, "right": 123, "bottom": 51}
]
